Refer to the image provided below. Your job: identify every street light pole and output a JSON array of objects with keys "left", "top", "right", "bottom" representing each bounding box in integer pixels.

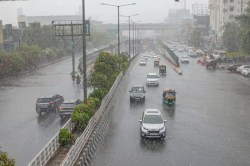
[
  {"left": 120, "top": 14, "right": 139, "bottom": 58},
  {"left": 101, "top": 3, "right": 136, "bottom": 55},
  {"left": 118, "top": 6, "right": 120, "bottom": 55},
  {"left": 82, "top": 0, "right": 87, "bottom": 102},
  {"left": 133, "top": 21, "right": 135, "bottom": 57}
]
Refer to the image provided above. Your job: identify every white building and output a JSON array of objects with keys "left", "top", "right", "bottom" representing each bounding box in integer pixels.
[{"left": 209, "top": 0, "right": 249, "bottom": 33}]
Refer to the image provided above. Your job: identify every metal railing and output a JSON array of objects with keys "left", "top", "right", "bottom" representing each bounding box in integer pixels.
[
  {"left": 60, "top": 72, "right": 123, "bottom": 166},
  {"left": 27, "top": 120, "right": 74, "bottom": 166}
]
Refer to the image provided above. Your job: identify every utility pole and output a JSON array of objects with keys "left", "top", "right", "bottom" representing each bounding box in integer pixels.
[
  {"left": 82, "top": 0, "right": 87, "bottom": 102},
  {"left": 101, "top": 3, "right": 136, "bottom": 55},
  {"left": 120, "top": 14, "right": 139, "bottom": 58},
  {"left": 70, "top": 22, "right": 75, "bottom": 77}
]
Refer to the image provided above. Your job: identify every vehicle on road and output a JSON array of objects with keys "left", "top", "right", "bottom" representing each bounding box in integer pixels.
[
  {"left": 162, "top": 89, "right": 176, "bottom": 107},
  {"left": 159, "top": 65, "right": 167, "bottom": 76},
  {"left": 180, "top": 55, "right": 190, "bottom": 64},
  {"left": 241, "top": 68, "right": 250, "bottom": 77},
  {"left": 228, "top": 64, "right": 242, "bottom": 72},
  {"left": 141, "top": 55, "right": 148, "bottom": 60},
  {"left": 139, "top": 59, "right": 146, "bottom": 66},
  {"left": 154, "top": 58, "right": 160, "bottom": 66},
  {"left": 36, "top": 94, "right": 64, "bottom": 115},
  {"left": 59, "top": 99, "right": 82, "bottom": 118},
  {"left": 189, "top": 52, "right": 198, "bottom": 58},
  {"left": 236, "top": 65, "right": 250, "bottom": 73},
  {"left": 76, "top": 74, "right": 81, "bottom": 85},
  {"left": 206, "top": 60, "right": 217, "bottom": 69},
  {"left": 129, "top": 85, "right": 146, "bottom": 102},
  {"left": 178, "top": 48, "right": 184, "bottom": 52},
  {"left": 139, "top": 109, "right": 167, "bottom": 139},
  {"left": 146, "top": 73, "right": 159, "bottom": 86}
]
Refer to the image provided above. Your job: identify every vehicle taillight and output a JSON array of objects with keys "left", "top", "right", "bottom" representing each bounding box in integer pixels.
[{"left": 59, "top": 106, "right": 62, "bottom": 110}]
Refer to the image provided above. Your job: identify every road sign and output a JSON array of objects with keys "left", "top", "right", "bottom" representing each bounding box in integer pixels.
[{"left": 53, "top": 20, "right": 90, "bottom": 37}]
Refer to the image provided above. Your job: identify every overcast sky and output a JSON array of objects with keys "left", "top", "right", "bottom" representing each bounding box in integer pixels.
[{"left": 0, "top": 0, "right": 208, "bottom": 26}]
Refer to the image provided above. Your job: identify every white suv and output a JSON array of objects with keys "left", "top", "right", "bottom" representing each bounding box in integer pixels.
[
  {"left": 139, "top": 109, "right": 167, "bottom": 139},
  {"left": 146, "top": 73, "right": 159, "bottom": 86}
]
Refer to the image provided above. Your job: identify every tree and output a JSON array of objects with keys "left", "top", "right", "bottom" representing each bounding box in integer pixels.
[
  {"left": 22, "top": 24, "right": 64, "bottom": 49},
  {"left": 0, "top": 148, "right": 15, "bottom": 166},
  {"left": 222, "top": 22, "right": 240, "bottom": 51},
  {"left": 236, "top": 1, "right": 250, "bottom": 54}
]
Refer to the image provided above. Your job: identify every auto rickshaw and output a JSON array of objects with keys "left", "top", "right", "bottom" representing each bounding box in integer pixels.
[
  {"left": 159, "top": 65, "right": 167, "bottom": 76},
  {"left": 162, "top": 89, "right": 176, "bottom": 107}
]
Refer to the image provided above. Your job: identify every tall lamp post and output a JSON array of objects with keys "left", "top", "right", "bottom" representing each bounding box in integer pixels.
[
  {"left": 82, "top": 0, "right": 87, "bottom": 102},
  {"left": 120, "top": 14, "right": 139, "bottom": 58},
  {"left": 132, "top": 21, "right": 140, "bottom": 57},
  {"left": 101, "top": 2, "right": 136, "bottom": 55}
]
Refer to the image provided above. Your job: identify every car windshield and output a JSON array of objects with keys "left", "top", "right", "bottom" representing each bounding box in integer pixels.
[
  {"left": 147, "top": 74, "right": 157, "bottom": 78},
  {"left": 61, "top": 103, "right": 75, "bottom": 107},
  {"left": 37, "top": 98, "right": 51, "bottom": 103},
  {"left": 131, "top": 87, "right": 144, "bottom": 93},
  {"left": 143, "top": 114, "right": 163, "bottom": 124}
]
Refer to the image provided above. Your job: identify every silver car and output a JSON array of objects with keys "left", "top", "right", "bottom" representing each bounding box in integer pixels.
[
  {"left": 129, "top": 85, "right": 146, "bottom": 102},
  {"left": 139, "top": 109, "right": 167, "bottom": 139},
  {"left": 59, "top": 99, "right": 81, "bottom": 118}
]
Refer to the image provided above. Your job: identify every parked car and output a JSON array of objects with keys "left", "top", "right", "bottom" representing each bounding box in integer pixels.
[
  {"left": 59, "top": 99, "right": 82, "bottom": 118},
  {"left": 180, "top": 55, "right": 190, "bottom": 64},
  {"left": 129, "top": 85, "right": 146, "bottom": 102},
  {"left": 241, "top": 68, "right": 250, "bottom": 77},
  {"left": 139, "top": 59, "right": 146, "bottom": 66},
  {"left": 228, "top": 64, "right": 242, "bottom": 72},
  {"left": 236, "top": 65, "right": 250, "bottom": 73},
  {"left": 139, "top": 109, "right": 167, "bottom": 139},
  {"left": 146, "top": 73, "right": 159, "bottom": 86},
  {"left": 36, "top": 94, "right": 64, "bottom": 115}
]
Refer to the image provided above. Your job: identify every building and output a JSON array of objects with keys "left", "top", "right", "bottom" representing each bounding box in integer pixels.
[
  {"left": 165, "top": 9, "right": 192, "bottom": 25},
  {"left": 209, "top": 0, "right": 249, "bottom": 33}
]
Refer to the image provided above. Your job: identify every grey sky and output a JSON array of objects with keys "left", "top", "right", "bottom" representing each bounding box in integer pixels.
[{"left": 0, "top": 0, "right": 208, "bottom": 26}]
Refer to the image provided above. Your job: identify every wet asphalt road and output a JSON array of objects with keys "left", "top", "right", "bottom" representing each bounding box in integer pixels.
[
  {"left": 92, "top": 50, "right": 250, "bottom": 166},
  {"left": 0, "top": 55, "right": 85, "bottom": 166}
]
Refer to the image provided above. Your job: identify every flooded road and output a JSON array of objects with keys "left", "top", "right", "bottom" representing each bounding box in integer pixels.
[{"left": 92, "top": 48, "right": 250, "bottom": 166}]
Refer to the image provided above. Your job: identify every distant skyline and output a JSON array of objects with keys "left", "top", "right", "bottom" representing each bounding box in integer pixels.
[{"left": 0, "top": 0, "right": 208, "bottom": 26}]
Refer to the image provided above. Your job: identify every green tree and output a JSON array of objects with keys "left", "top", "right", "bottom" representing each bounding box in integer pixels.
[
  {"left": 0, "top": 148, "right": 15, "bottom": 166},
  {"left": 58, "top": 129, "right": 75, "bottom": 147},
  {"left": 22, "top": 24, "right": 63, "bottom": 49},
  {"left": 236, "top": 1, "right": 250, "bottom": 54},
  {"left": 222, "top": 22, "right": 240, "bottom": 51}
]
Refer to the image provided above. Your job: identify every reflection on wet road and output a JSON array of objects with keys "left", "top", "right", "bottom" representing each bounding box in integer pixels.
[
  {"left": 0, "top": 56, "right": 84, "bottom": 166},
  {"left": 92, "top": 49, "right": 250, "bottom": 166}
]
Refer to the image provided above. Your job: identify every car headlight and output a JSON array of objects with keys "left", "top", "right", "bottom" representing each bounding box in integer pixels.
[
  {"left": 159, "top": 125, "right": 164, "bottom": 130},
  {"left": 142, "top": 126, "right": 148, "bottom": 131}
]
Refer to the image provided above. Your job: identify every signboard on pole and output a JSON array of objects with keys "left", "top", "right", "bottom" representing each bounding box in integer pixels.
[{"left": 53, "top": 20, "right": 90, "bottom": 37}]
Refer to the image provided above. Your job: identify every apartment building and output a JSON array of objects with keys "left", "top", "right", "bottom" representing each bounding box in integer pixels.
[{"left": 209, "top": 0, "right": 249, "bottom": 33}]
